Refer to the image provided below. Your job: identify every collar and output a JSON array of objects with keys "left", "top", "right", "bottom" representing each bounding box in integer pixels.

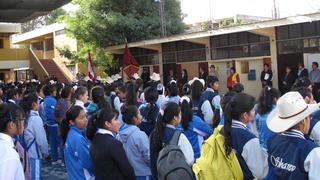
[
  {"left": 97, "top": 128, "right": 114, "bottom": 137},
  {"left": 206, "top": 87, "right": 215, "bottom": 93},
  {"left": 0, "top": 133, "right": 14, "bottom": 148},
  {"left": 282, "top": 129, "right": 305, "bottom": 139},
  {"left": 111, "top": 91, "right": 116, "bottom": 95},
  {"left": 38, "top": 96, "right": 43, "bottom": 100},
  {"left": 75, "top": 100, "right": 85, "bottom": 107},
  {"left": 8, "top": 99, "right": 15, "bottom": 104},
  {"left": 30, "top": 110, "right": 39, "bottom": 116},
  {"left": 231, "top": 120, "right": 247, "bottom": 130},
  {"left": 70, "top": 125, "right": 85, "bottom": 135},
  {"left": 166, "top": 124, "right": 176, "bottom": 129}
]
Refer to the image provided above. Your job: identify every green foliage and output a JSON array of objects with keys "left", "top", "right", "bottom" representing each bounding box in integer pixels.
[
  {"left": 219, "top": 19, "right": 246, "bottom": 28},
  {"left": 65, "top": 0, "right": 185, "bottom": 47}
]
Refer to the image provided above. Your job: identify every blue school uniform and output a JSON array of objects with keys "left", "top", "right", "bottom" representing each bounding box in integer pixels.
[
  {"left": 231, "top": 120, "right": 268, "bottom": 180},
  {"left": 267, "top": 130, "right": 320, "bottom": 179}
]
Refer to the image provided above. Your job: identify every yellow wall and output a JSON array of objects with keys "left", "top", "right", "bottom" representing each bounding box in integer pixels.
[
  {"left": 208, "top": 61, "right": 229, "bottom": 94},
  {"left": 44, "top": 50, "right": 54, "bottom": 59},
  {"left": 0, "top": 49, "right": 29, "bottom": 60},
  {"left": 1, "top": 37, "right": 10, "bottom": 49}
]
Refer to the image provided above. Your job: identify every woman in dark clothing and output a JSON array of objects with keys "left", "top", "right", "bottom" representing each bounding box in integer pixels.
[
  {"left": 281, "top": 66, "right": 296, "bottom": 94},
  {"left": 181, "top": 69, "right": 188, "bottom": 85},
  {"left": 87, "top": 107, "right": 135, "bottom": 180}
]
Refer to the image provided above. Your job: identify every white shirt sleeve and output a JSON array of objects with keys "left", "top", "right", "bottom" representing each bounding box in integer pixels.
[
  {"left": 0, "top": 158, "right": 25, "bottom": 180},
  {"left": 114, "top": 97, "right": 121, "bottom": 112},
  {"left": 304, "top": 147, "right": 320, "bottom": 180},
  {"left": 310, "top": 122, "right": 320, "bottom": 146},
  {"left": 212, "top": 95, "right": 221, "bottom": 109},
  {"left": 178, "top": 133, "right": 194, "bottom": 166},
  {"left": 201, "top": 100, "right": 213, "bottom": 124},
  {"left": 241, "top": 138, "right": 269, "bottom": 179}
]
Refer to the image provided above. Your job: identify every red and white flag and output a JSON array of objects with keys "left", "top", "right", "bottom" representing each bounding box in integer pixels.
[
  {"left": 88, "top": 50, "right": 95, "bottom": 80},
  {"left": 123, "top": 44, "right": 139, "bottom": 79}
]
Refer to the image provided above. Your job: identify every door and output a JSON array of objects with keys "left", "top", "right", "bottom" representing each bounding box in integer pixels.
[{"left": 277, "top": 53, "right": 303, "bottom": 89}]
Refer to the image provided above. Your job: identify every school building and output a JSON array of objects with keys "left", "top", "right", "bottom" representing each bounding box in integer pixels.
[{"left": 107, "top": 13, "right": 320, "bottom": 98}]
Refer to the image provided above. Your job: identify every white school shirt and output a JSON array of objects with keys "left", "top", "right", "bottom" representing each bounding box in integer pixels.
[
  {"left": 166, "top": 124, "right": 194, "bottom": 166},
  {"left": 0, "top": 133, "right": 25, "bottom": 180}
]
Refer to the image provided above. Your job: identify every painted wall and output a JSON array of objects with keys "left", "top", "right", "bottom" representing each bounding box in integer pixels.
[
  {"left": 0, "top": 49, "right": 29, "bottom": 60},
  {"left": 0, "top": 37, "right": 10, "bottom": 49},
  {"left": 181, "top": 62, "right": 199, "bottom": 80}
]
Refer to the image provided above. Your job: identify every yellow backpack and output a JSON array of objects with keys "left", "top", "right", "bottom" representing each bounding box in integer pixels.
[{"left": 193, "top": 125, "right": 244, "bottom": 180}]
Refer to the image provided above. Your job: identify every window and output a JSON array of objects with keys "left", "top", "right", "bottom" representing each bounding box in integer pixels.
[
  {"left": 55, "top": 29, "right": 65, "bottom": 36},
  {"left": 229, "top": 33, "right": 238, "bottom": 45},
  {"left": 31, "top": 42, "right": 43, "bottom": 50},
  {"left": 0, "top": 39, "right": 3, "bottom": 48},
  {"left": 289, "top": 24, "right": 302, "bottom": 38},
  {"left": 239, "top": 32, "right": 248, "bottom": 44},
  {"left": 302, "top": 23, "right": 316, "bottom": 37},
  {"left": 277, "top": 26, "right": 289, "bottom": 40},
  {"left": 45, "top": 38, "right": 54, "bottom": 51},
  {"left": 241, "top": 61, "right": 249, "bottom": 74}
]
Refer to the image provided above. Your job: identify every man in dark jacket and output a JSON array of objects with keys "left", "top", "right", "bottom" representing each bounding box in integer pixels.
[
  {"left": 260, "top": 64, "right": 273, "bottom": 87},
  {"left": 297, "top": 63, "right": 308, "bottom": 78}
]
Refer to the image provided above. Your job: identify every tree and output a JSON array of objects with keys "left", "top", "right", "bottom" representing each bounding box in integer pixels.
[
  {"left": 65, "top": 0, "right": 185, "bottom": 47},
  {"left": 21, "top": 8, "right": 67, "bottom": 33}
]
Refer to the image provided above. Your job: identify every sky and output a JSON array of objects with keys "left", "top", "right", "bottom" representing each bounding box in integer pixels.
[
  {"left": 181, "top": 0, "right": 320, "bottom": 23},
  {"left": 63, "top": 0, "right": 320, "bottom": 24}
]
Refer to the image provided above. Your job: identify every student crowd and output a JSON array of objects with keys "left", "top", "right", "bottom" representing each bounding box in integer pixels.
[{"left": 0, "top": 69, "right": 320, "bottom": 180}]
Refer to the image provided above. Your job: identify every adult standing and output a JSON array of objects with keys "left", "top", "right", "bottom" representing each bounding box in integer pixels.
[
  {"left": 309, "top": 62, "right": 320, "bottom": 102},
  {"left": 181, "top": 69, "right": 188, "bottom": 85},
  {"left": 141, "top": 68, "right": 150, "bottom": 89},
  {"left": 260, "top": 64, "right": 273, "bottom": 87},
  {"left": 297, "top": 63, "right": 308, "bottom": 78},
  {"left": 199, "top": 67, "right": 208, "bottom": 81},
  {"left": 227, "top": 67, "right": 240, "bottom": 91},
  {"left": 209, "top": 65, "right": 217, "bottom": 77},
  {"left": 281, "top": 66, "right": 296, "bottom": 95}
]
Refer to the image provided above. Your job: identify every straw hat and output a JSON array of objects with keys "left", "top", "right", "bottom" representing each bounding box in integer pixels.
[
  {"left": 150, "top": 73, "right": 160, "bottom": 81},
  {"left": 267, "top": 91, "right": 320, "bottom": 133},
  {"left": 133, "top": 73, "right": 140, "bottom": 80},
  {"left": 106, "top": 77, "right": 114, "bottom": 84},
  {"left": 188, "top": 77, "right": 205, "bottom": 87}
]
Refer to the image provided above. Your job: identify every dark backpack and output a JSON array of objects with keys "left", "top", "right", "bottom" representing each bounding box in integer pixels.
[
  {"left": 192, "top": 98, "right": 207, "bottom": 121},
  {"left": 110, "top": 94, "right": 117, "bottom": 109},
  {"left": 157, "top": 131, "right": 194, "bottom": 180}
]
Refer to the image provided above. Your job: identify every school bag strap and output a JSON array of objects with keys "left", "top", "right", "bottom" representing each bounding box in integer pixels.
[{"left": 168, "top": 131, "right": 181, "bottom": 145}]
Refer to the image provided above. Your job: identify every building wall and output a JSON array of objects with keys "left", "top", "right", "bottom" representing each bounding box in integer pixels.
[
  {"left": 1, "top": 37, "right": 10, "bottom": 49},
  {"left": 181, "top": 62, "right": 199, "bottom": 81}
]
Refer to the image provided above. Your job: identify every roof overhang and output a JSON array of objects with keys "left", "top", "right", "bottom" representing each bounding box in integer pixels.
[
  {"left": 0, "top": 23, "right": 21, "bottom": 34},
  {"left": 0, "top": 0, "right": 71, "bottom": 23},
  {"left": 106, "top": 13, "right": 320, "bottom": 52},
  {"left": 12, "top": 23, "right": 64, "bottom": 44}
]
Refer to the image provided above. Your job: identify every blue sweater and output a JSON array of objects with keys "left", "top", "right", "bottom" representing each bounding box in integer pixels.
[
  {"left": 118, "top": 124, "right": 151, "bottom": 176},
  {"left": 64, "top": 126, "right": 94, "bottom": 180},
  {"left": 43, "top": 96, "right": 57, "bottom": 125},
  {"left": 181, "top": 115, "right": 212, "bottom": 159}
]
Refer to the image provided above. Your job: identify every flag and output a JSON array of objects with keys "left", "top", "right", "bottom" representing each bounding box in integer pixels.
[
  {"left": 123, "top": 44, "right": 139, "bottom": 79},
  {"left": 88, "top": 50, "right": 95, "bottom": 80}
]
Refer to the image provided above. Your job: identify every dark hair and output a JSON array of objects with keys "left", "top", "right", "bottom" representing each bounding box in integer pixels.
[
  {"left": 257, "top": 86, "right": 280, "bottom": 115},
  {"left": 232, "top": 83, "right": 244, "bottom": 93},
  {"left": 91, "top": 86, "right": 107, "bottom": 109},
  {"left": 191, "top": 80, "right": 203, "bottom": 100},
  {"left": 61, "top": 86, "right": 72, "bottom": 99},
  {"left": 125, "top": 81, "right": 138, "bottom": 106},
  {"left": 19, "top": 93, "right": 39, "bottom": 116},
  {"left": 121, "top": 105, "right": 139, "bottom": 124},
  {"left": 43, "top": 84, "right": 57, "bottom": 96},
  {"left": 104, "top": 83, "right": 112, "bottom": 96},
  {"left": 74, "top": 86, "right": 87, "bottom": 100},
  {"left": 230, "top": 67, "right": 236, "bottom": 72},
  {"left": 264, "top": 64, "right": 270, "bottom": 67},
  {"left": 221, "top": 91, "right": 236, "bottom": 112},
  {"left": 292, "top": 87, "right": 313, "bottom": 99},
  {"left": 292, "top": 77, "right": 312, "bottom": 89},
  {"left": 118, "top": 84, "right": 126, "bottom": 93},
  {"left": 60, "top": 106, "right": 84, "bottom": 144},
  {"left": 206, "top": 75, "right": 219, "bottom": 88},
  {"left": 223, "top": 93, "right": 255, "bottom": 156},
  {"left": 182, "top": 69, "right": 188, "bottom": 78},
  {"left": 183, "top": 83, "right": 191, "bottom": 95},
  {"left": 312, "top": 62, "right": 319, "bottom": 67},
  {"left": 144, "top": 87, "right": 159, "bottom": 122},
  {"left": 151, "top": 102, "right": 180, "bottom": 152},
  {"left": 86, "top": 107, "right": 118, "bottom": 140},
  {"left": 136, "top": 78, "right": 143, "bottom": 88},
  {"left": 210, "top": 65, "right": 215, "bottom": 69},
  {"left": 180, "top": 98, "right": 193, "bottom": 130},
  {"left": 0, "top": 103, "right": 25, "bottom": 133},
  {"left": 7, "top": 88, "right": 18, "bottom": 100},
  {"left": 167, "top": 81, "right": 178, "bottom": 96}
]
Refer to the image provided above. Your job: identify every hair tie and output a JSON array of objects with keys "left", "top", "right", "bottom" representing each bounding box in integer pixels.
[
  {"left": 180, "top": 96, "right": 191, "bottom": 104},
  {"left": 169, "top": 80, "right": 177, "bottom": 84},
  {"left": 267, "top": 86, "right": 271, "bottom": 91},
  {"left": 159, "top": 109, "right": 164, "bottom": 116}
]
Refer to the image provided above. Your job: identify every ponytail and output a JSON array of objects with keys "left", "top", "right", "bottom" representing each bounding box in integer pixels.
[
  {"left": 258, "top": 86, "right": 280, "bottom": 115},
  {"left": 180, "top": 99, "right": 192, "bottom": 130},
  {"left": 19, "top": 93, "right": 38, "bottom": 117},
  {"left": 60, "top": 106, "right": 83, "bottom": 144}
]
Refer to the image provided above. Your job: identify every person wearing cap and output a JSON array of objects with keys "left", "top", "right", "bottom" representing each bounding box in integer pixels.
[{"left": 267, "top": 91, "right": 320, "bottom": 180}]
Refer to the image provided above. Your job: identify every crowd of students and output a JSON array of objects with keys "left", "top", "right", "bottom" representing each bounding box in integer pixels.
[{"left": 0, "top": 69, "right": 320, "bottom": 180}]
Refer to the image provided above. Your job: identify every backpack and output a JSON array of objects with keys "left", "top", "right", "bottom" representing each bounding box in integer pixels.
[
  {"left": 193, "top": 126, "right": 243, "bottom": 180},
  {"left": 110, "top": 94, "right": 117, "bottom": 109},
  {"left": 157, "top": 131, "right": 194, "bottom": 180},
  {"left": 192, "top": 98, "right": 207, "bottom": 121}
]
